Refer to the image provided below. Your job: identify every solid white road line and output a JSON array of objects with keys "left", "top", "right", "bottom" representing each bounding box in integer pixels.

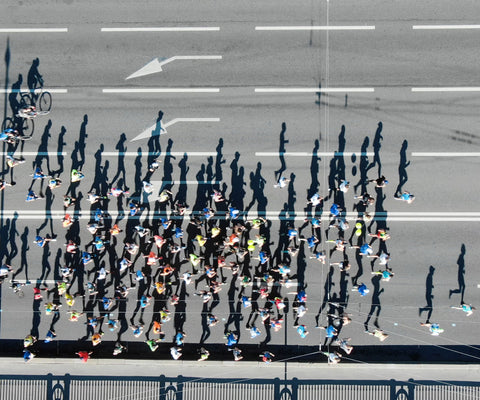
[
  {"left": 0, "top": 88, "right": 68, "bottom": 94},
  {"left": 255, "top": 87, "right": 375, "bottom": 93},
  {"left": 100, "top": 152, "right": 217, "bottom": 157},
  {"left": 256, "top": 152, "right": 375, "bottom": 157},
  {"left": 3, "top": 211, "right": 480, "bottom": 222},
  {"left": 255, "top": 26, "right": 375, "bottom": 31},
  {"left": 101, "top": 27, "right": 220, "bottom": 32},
  {"left": 413, "top": 25, "right": 480, "bottom": 30},
  {"left": 102, "top": 88, "right": 219, "bottom": 93},
  {"left": 412, "top": 152, "right": 480, "bottom": 157},
  {"left": 0, "top": 152, "right": 66, "bottom": 156},
  {"left": 151, "top": 180, "right": 222, "bottom": 186},
  {"left": 411, "top": 87, "right": 480, "bottom": 92},
  {"left": 0, "top": 28, "right": 68, "bottom": 33}
]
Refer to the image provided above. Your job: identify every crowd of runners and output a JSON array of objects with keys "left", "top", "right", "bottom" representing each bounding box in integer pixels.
[{"left": 2, "top": 69, "right": 464, "bottom": 364}]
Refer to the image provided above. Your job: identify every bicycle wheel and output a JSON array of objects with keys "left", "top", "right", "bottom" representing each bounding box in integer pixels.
[
  {"left": 20, "top": 94, "right": 33, "bottom": 108},
  {"left": 1, "top": 117, "right": 14, "bottom": 131},
  {"left": 38, "top": 91, "right": 52, "bottom": 112},
  {"left": 21, "top": 118, "right": 34, "bottom": 137}
]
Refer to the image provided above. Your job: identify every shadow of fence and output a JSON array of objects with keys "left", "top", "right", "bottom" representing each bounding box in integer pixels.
[{"left": 1, "top": 374, "right": 480, "bottom": 400}]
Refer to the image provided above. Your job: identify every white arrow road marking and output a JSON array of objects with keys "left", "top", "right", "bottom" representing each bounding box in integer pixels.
[
  {"left": 130, "top": 118, "right": 220, "bottom": 142},
  {"left": 126, "top": 55, "right": 222, "bottom": 80}
]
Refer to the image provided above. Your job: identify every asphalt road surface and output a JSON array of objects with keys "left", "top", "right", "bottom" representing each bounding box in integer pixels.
[{"left": 1, "top": 0, "right": 480, "bottom": 368}]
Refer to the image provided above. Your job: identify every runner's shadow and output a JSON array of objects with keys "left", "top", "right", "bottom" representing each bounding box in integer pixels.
[
  {"left": 5, "top": 212, "right": 19, "bottom": 265},
  {"left": 173, "top": 281, "right": 188, "bottom": 333},
  {"left": 77, "top": 114, "right": 88, "bottom": 171},
  {"left": 173, "top": 153, "right": 188, "bottom": 206},
  {"left": 228, "top": 152, "right": 246, "bottom": 211},
  {"left": 33, "top": 119, "right": 52, "bottom": 175},
  {"left": 53, "top": 126, "right": 66, "bottom": 178},
  {"left": 110, "top": 133, "right": 128, "bottom": 189},
  {"left": 395, "top": 140, "right": 410, "bottom": 196},
  {"left": 353, "top": 136, "right": 370, "bottom": 195},
  {"left": 147, "top": 110, "right": 163, "bottom": 156},
  {"left": 245, "top": 162, "right": 268, "bottom": 214},
  {"left": 214, "top": 138, "right": 225, "bottom": 191},
  {"left": 449, "top": 244, "right": 466, "bottom": 303},
  {"left": 367, "top": 122, "right": 383, "bottom": 176},
  {"left": 159, "top": 139, "right": 175, "bottom": 194},
  {"left": 419, "top": 265, "right": 436, "bottom": 322},
  {"left": 304, "top": 139, "right": 321, "bottom": 217},
  {"left": 12, "top": 226, "right": 29, "bottom": 280},
  {"left": 274, "top": 122, "right": 288, "bottom": 181},
  {"left": 0, "top": 219, "right": 9, "bottom": 263},
  {"left": 89, "top": 144, "right": 105, "bottom": 194},
  {"left": 363, "top": 275, "right": 384, "bottom": 331}
]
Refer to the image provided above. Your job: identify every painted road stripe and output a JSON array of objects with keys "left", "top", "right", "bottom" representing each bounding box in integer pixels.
[
  {"left": 256, "top": 152, "right": 375, "bottom": 157},
  {"left": 255, "top": 26, "right": 375, "bottom": 31},
  {"left": 151, "top": 180, "right": 222, "bottom": 185},
  {"left": 411, "top": 87, "right": 480, "bottom": 92},
  {"left": 101, "top": 27, "right": 220, "bottom": 32},
  {"left": 0, "top": 88, "right": 68, "bottom": 94},
  {"left": 0, "top": 28, "right": 68, "bottom": 33},
  {"left": 101, "top": 151, "right": 217, "bottom": 157},
  {"left": 3, "top": 211, "right": 480, "bottom": 222},
  {"left": 102, "top": 88, "right": 219, "bottom": 93},
  {"left": 0, "top": 151, "right": 217, "bottom": 157},
  {"left": 0, "top": 152, "right": 66, "bottom": 156},
  {"left": 412, "top": 152, "right": 480, "bottom": 157},
  {"left": 4, "top": 211, "right": 480, "bottom": 216},
  {"left": 255, "top": 87, "right": 375, "bottom": 93},
  {"left": 413, "top": 25, "right": 480, "bottom": 30}
]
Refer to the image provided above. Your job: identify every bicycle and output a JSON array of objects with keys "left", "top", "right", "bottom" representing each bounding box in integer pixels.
[
  {"left": 0, "top": 128, "right": 33, "bottom": 144},
  {"left": 1, "top": 117, "right": 35, "bottom": 137},
  {"left": 19, "top": 84, "right": 52, "bottom": 113}
]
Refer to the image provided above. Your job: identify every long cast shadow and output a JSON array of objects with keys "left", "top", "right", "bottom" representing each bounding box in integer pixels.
[
  {"left": 395, "top": 140, "right": 410, "bottom": 196},
  {"left": 364, "top": 275, "right": 384, "bottom": 331},
  {"left": 419, "top": 265, "right": 436, "bottom": 322},
  {"left": 274, "top": 122, "right": 288, "bottom": 181},
  {"left": 449, "top": 244, "right": 466, "bottom": 303}
]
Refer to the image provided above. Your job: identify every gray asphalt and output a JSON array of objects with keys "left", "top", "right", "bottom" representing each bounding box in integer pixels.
[{"left": 0, "top": 0, "right": 480, "bottom": 368}]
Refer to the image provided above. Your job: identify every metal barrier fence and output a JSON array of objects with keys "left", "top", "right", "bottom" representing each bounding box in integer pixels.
[{"left": 0, "top": 374, "right": 479, "bottom": 400}]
